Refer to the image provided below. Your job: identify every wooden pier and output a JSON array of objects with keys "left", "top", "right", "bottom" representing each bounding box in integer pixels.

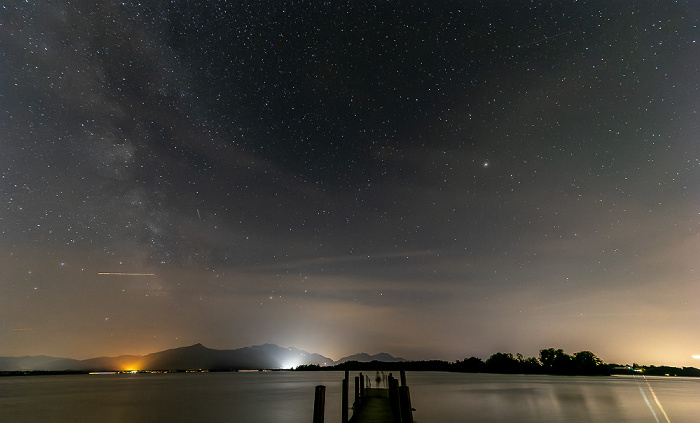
[
  {"left": 312, "top": 370, "right": 414, "bottom": 423},
  {"left": 348, "top": 388, "right": 394, "bottom": 422}
]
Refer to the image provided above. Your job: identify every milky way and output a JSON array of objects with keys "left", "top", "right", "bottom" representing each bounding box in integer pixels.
[{"left": 2, "top": 1, "right": 699, "bottom": 366}]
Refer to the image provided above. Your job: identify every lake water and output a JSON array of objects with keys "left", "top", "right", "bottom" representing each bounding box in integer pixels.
[{"left": 1, "top": 371, "right": 699, "bottom": 422}]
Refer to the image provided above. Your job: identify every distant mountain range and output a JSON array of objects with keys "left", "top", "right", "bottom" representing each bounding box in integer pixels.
[
  {"left": 336, "top": 352, "right": 406, "bottom": 363},
  {"left": 0, "top": 344, "right": 404, "bottom": 371}
]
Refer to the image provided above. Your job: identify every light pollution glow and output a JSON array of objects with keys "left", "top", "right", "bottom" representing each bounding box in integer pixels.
[
  {"left": 98, "top": 273, "right": 156, "bottom": 276},
  {"left": 2, "top": 0, "right": 700, "bottom": 369}
]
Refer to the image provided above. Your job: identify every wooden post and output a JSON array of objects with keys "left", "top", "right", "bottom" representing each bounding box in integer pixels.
[
  {"left": 313, "top": 385, "right": 326, "bottom": 423},
  {"left": 354, "top": 376, "right": 360, "bottom": 406},
  {"left": 388, "top": 377, "right": 400, "bottom": 423},
  {"left": 342, "top": 377, "right": 349, "bottom": 423},
  {"left": 359, "top": 372, "right": 365, "bottom": 399},
  {"left": 399, "top": 386, "right": 413, "bottom": 423},
  {"left": 400, "top": 369, "right": 407, "bottom": 387}
]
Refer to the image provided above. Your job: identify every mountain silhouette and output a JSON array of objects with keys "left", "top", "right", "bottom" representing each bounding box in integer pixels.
[
  {"left": 0, "top": 344, "right": 336, "bottom": 371},
  {"left": 336, "top": 352, "right": 405, "bottom": 363},
  {"left": 0, "top": 355, "right": 83, "bottom": 371}
]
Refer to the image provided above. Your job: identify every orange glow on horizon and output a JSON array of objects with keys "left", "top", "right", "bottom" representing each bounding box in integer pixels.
[{"left": 121, "top": 362, "right": 143, "bottom": 372}]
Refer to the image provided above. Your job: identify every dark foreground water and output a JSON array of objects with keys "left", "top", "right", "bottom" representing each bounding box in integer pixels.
[{"left": 1, "top": 371, "right": 699, "bottom": 422}]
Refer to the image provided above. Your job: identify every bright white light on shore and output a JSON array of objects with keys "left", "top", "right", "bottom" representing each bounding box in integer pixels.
[
  {"left": 281, "top": 359, "right": 303, "bottom": 369},
  {"left": 693, "top": 355, "right": 700, "bottom": 359}
]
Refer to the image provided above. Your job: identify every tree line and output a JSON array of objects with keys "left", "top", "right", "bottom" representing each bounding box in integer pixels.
[
  {"left": 297, "top": 348, "right": 700, "bottom": 377},
  {"left": 453, "top": 348, "right": 608, "bottom": 375}
]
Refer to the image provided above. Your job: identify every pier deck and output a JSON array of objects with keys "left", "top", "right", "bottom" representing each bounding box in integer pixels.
[{"left": 349, "top": 388, "right": 394, "bottom": 423}]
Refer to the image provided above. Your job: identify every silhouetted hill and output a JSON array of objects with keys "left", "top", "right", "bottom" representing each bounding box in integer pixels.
[
  {"left": 0, "top": 344, "right": 335, "bottom": 371},
  {"left": 336, "top": 352, "right": 405, "bottom": 363},
  {"left": 6, "top": 345, "right": 700, "bottom": 377},
  {"left": 0, "top": 355, "right": 82, "bottom": 371},
  {"left": 140, "top": 343, "right": 226, "bottom": 370},
  {"left": 79, "top": 355, "right": 143, "bottom": 371},
  {"left": 233, "top": 344, "right": 335, "bottom": 369}
]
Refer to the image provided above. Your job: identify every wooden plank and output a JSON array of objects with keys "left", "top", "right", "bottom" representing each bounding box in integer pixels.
[{"left": 349, "top": 388, "right": 395, "bottom": 423}]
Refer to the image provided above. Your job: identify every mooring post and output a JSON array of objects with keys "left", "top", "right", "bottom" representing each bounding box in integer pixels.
[
  {"left": 313, "top": 385, "right": 326, "bottom": 423},
  {"left": 398, "top": 385, "right": 413, "bottom": 423},
  {"left": 342, "top": 376, "right": 349, "bottom": 423},
  {"left": 354, "top": 376, "right": 360, "bottom": 406},
  {"left": 359, "top": 372, "right": 365, "bottom": 399},
  {"left": 388, "top": 376, "right": 400, "bottom": 423},
  {"left": 400, "top": 369, "right": 407, "bottom": 387}
]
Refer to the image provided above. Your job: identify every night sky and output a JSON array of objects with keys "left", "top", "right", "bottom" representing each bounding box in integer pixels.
[{"left": 2, "top": 1, "right": 699, "bottom": 367}]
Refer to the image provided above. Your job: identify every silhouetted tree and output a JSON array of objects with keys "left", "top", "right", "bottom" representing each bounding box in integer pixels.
[
  {"left": 539, "top": 348, "right": 560, "bottom": 370},
  {"left": 295, "top": 364, "right": 321, "bottom": 371},
  {"left": 520, "top": 356, "right": 543, "bottom": 374},
  {"left": 573, "top": 351, "right": 606, "bottom": 375},
  {"left": 641, "top": 365, "right": 700, "bottom": 377},
  {"left": 454, "top": 357, "right": 486, "bottom": 373},
  {"left": 552, "top": 351, "right": 574, "bottom": 374},
  {"left": 539, "top": 348, "right": 578, "bottom": 374},
  {"left": 486, "top": 353, "right": 520, "bottom": 373}
]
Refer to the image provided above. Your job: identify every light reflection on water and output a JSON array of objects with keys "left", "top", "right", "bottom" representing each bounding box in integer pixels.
[
  {"left": 408, "top": 372, "right": 700, "bottom": 423},
  {"left": 2, "top": 371, "right": 699, "bottom": 422}
]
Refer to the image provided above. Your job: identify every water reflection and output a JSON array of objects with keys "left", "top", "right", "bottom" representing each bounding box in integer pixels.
[
  {"left": 2, "top": 371, "right": 699, "bottom": 422},
  {"left": 0, "top": 372, "right": 343, "bottom": 423},
  {"left": 408, "top": 372, "right": 700, "bottom": 423}
]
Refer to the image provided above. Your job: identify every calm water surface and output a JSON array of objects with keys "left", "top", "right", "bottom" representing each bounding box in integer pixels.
[
  {"left": 409, "top": 372, "right": 700, "bottom": 422},
  {"left": 2, "top": 371, "right": 699, "bottom": 422}
]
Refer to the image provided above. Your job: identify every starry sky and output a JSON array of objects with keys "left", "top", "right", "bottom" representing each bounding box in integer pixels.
[{"left": 2, "top": 1, "right": 699, "bottom": 367}]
